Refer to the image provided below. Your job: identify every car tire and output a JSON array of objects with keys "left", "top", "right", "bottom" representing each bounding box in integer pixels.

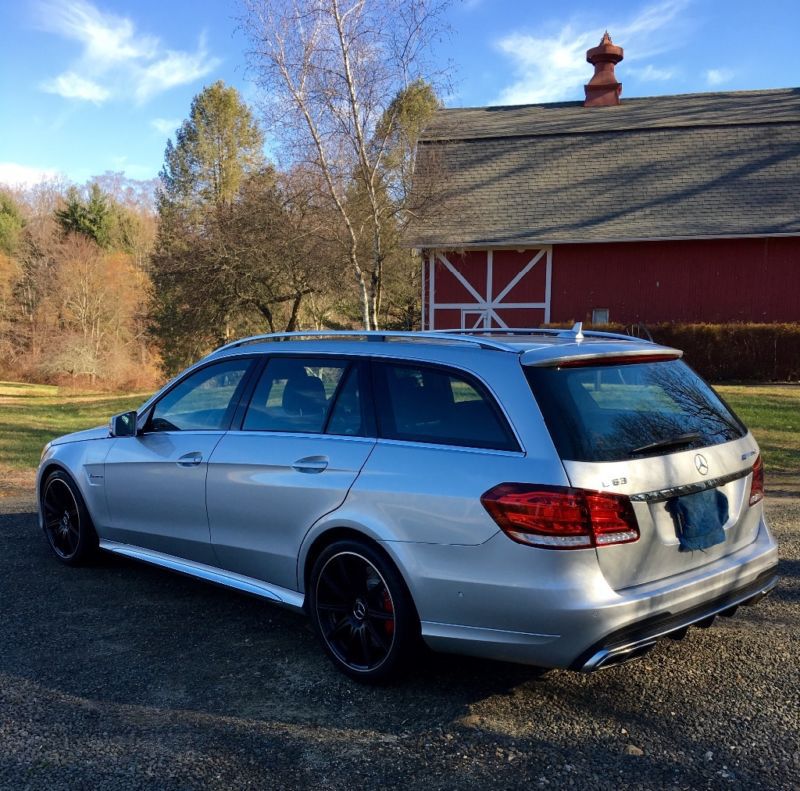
[
  {"left": 40, "top": 470, "right": 99, "bottom": 565},
  {"left": 309, "top": 539, "right": 419, "bottom": 683}
]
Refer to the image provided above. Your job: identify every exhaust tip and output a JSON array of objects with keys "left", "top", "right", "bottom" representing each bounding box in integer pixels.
[{"left": 587, "top": 641, "right": 657, "bottom": 671}]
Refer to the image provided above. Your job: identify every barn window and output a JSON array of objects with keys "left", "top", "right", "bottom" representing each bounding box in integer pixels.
[{"left": 592, "top": 308, "right": 610, "bottom": 325}]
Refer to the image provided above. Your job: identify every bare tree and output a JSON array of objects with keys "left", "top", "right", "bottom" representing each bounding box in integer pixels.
[{"left": 241, "top": 0, "right": 450, "bottom": 330}]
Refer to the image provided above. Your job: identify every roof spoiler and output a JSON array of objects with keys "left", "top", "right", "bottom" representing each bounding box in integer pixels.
[{"left": 522, "top": 348, "right": 682, "bottom": 368}]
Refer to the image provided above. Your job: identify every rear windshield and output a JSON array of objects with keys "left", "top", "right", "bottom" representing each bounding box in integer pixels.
[{"left": 525, "top": 359, "right": 746, "bottom": 463}]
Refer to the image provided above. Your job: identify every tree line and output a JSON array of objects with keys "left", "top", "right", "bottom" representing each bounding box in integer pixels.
[
  {"left": 0, "top": 0, "right": 448, "bottom": 386},
  {"left": 0, "top": 176, "right": 158, "bottom": 387}
]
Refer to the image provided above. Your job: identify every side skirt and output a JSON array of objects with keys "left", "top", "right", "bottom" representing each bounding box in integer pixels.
[{"left": 98, "top": 540, "right": 306, "bottom": 612}]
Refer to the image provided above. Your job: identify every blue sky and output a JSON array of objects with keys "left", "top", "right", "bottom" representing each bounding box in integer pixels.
[{"left": 1, "top": 0, "right": 799, "bottom": 187}]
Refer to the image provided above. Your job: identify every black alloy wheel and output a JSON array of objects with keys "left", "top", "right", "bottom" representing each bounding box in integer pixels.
[
  {"left": 41, "top": 471, "right": 97, "bottom": 565},
  {"left": 310, "top": 540, "right": 418, "bottom": 682}
]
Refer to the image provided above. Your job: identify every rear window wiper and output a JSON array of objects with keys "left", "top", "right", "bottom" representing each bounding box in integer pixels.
[{"left": 629, "top": 432, "right": 701, "bottom": 456}]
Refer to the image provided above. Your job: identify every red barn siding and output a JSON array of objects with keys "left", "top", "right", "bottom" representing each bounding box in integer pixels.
[
  {"left": 424, "top": 237, "right": 800, "bottom": 329},
  {"left": 551, "top": 237, "right": 800, "bottom": 324}
]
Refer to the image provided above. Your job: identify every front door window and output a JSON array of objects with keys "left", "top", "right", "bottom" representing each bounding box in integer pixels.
[{"left": 149, "top": 359, "right": 251, "bottom": 432}]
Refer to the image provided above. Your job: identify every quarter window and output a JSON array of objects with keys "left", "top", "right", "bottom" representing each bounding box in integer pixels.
[
  {"left": 149, "top": 359, "right": 252, "bottom": 432},
  {"left": 374, "top": 363, "right": 517, "bottom": 451},
  {"left": 243, "top": 358, "right": 350, "bottom": 434}
]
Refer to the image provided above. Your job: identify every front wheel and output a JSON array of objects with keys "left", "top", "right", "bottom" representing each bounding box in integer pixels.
[
  {"left": 41, "top": 470, "right": 98, "bottom": 565},
  {"left": 309, "top": 539, "right": 419, "bottom": 683}
]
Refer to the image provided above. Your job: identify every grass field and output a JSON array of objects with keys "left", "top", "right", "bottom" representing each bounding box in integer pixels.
[
  {"left": 0, "top": 380, "right": 797, "bottom": 476},
  {"left": 716, "top": 384, "right": 799, "bottom": 476},
  {"left": 0, "top": 382, "right": 147, "bottom": 473}
]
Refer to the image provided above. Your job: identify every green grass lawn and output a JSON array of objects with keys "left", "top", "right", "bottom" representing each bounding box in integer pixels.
[
  {"left": 716, "top": 384, "right": 799, "bottom": 476},
  {"left": 0, "top": 382, "right": 148, "bottom": 471},
  {"left": 0, "top": 380, "right": 797, "bottom": 476}
]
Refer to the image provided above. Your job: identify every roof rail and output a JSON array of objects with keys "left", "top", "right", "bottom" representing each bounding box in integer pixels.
[
  {"left": 210, "top": 330, "right": 517, "bottom": 355},
  {"left": 437, "top": 325, "right": 647, "bottom": 344}
]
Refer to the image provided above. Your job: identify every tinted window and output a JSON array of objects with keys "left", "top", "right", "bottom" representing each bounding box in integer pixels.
[
  {"left": 243, "top": 358, "right": 348, "bottom": 434},
  {"left": 149, "top": 359, "right": 251, "bottom": 432},
  {"left": 374, "top": 363, "right": 517, "bottom": 451},
  {"left": 525, "top": 359, "right": 746, "bottom": 462}
]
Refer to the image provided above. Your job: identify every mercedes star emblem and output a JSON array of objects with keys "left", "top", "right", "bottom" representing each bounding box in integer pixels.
[{"left": 694, "top": 453, "right": 709, "bottom": 476}]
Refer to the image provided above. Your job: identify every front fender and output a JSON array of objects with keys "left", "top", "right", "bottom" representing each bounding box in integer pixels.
[{"left": 37, "top": 439, "right": 116, "bottom": 533}]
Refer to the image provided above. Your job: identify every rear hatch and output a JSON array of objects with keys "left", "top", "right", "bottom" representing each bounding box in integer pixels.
[{"left": 525, "top": 353, "right": 762, "bottom": 590}]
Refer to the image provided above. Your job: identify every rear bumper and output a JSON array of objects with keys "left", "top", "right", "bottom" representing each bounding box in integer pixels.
[
  {"left": 395, "top": 516, "right": 779, "bottom": 669},
  {"left": 571, "top": 566, "right": 779, "bottom": 672}
]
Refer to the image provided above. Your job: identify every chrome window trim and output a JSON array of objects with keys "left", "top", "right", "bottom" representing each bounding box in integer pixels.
[
  {"left": 229, "top": 429, "right": 376, "bottom": 444},
  {"left": 374, "top": 437, "right": 525, "bottom": 457}
]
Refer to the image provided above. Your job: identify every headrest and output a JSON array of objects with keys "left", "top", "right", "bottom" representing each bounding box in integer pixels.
[{"left": 282, "top": 372, "right": 326, "bottom": 417}]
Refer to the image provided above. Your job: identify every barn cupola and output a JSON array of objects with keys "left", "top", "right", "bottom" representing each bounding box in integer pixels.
[{"left": 584, "top": 31, "right": 624, "bottom": 107}]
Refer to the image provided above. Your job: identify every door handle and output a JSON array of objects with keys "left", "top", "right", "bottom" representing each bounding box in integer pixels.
[
  {"left": 177, "top": 451, "right": 203, "bottom": 467},
  {"left": 291, "top": 455, "right": 329, "bottom": 473}
]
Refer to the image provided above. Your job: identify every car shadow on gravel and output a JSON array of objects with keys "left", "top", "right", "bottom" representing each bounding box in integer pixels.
[
  {"left": 3, "top": 515, "right": 547, "bottom": 733},
  {"left": 3, "top": 507, "right": 798, "bottom": 789}
]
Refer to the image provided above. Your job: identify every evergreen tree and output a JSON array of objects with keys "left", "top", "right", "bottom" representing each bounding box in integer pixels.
[
  {"left": 159, "top": 81, "right": 265, "bottom": 212},
  {"left": 55, "top": 184, "right": 112, "bottom": 247},
  {"left": 152, "top": 83, "right": 278, "bottom": 370}
]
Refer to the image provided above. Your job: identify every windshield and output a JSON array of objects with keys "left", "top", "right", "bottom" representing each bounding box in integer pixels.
[{"left": 525, "top": 359, "right": 746, "bottom": 463}]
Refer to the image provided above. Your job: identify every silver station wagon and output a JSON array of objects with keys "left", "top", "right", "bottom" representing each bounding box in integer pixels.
[{"left": 38, "top": 327, "right": 779, "bottom": 681}]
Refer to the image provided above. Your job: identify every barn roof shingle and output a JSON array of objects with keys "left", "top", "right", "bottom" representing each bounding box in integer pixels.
[{"left": 409, "top": 88, "right": 800, "bottom": 248}]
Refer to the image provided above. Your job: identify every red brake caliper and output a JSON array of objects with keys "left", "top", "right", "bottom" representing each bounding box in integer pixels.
[{"left": 382, "top": 589, "right": 395, "bottom": 635}]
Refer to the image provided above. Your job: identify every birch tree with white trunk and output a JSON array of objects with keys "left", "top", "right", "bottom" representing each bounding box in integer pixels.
[{"left": 241, "top": 0, "right": 449, "bottom": 330}]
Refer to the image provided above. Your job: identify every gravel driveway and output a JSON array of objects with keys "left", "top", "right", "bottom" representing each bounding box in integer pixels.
[{"left": 1, "top": 488, "right": 797, "bottom": 790}]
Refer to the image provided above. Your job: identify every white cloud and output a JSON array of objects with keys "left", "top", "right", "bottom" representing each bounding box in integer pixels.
[
  {"left": 150, "top": 117, "right": 181, "bottom": 136},
  {"left": 135, "top": 42, "right": 218, "bottom": 103},
  {"left": 0, "top": 162, "right": 60, "bottom": 188},
  {"left": 635, "top": 64, "right": 675, "bottom": 81},
  {"left": 706, "top": 68, "right": 734, "bottom": 86},
  {"left": 494, "top": 27, "right": 592, "bottom": 105},
  {"left": 492, "top": 0, "right": 692, "bottom": 105},
  {"left": 41, "top": 71, "right": 110, "bottom": 102},
  {"left": 37, "top": 0, "right": 220, "bottom": 104},
  {"left": 38, "top": 0, "right": 158, "bottom": 64}
]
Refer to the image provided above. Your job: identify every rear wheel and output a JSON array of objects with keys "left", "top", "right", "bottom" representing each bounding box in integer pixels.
[
  {"left": 309, "top": 539, "right": 419, "bottom": 683},
  {"left": 41, "top": 470, "right": 98, "bottom": 565}
]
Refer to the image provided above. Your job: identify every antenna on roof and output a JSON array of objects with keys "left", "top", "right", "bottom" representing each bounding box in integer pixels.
[{"left": 557, "top": 322, "right": 585, "bottom": 342}]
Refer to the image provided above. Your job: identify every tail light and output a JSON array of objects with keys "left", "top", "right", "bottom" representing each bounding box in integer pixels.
[
  {"left": 480, "top": 484, "right": 640, "bottom": 550},
  {"left": 749, "top": 455, "right": 765, "bottom": 506}
]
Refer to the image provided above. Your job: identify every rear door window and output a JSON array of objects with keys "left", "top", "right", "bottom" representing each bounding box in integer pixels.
[
  {"left": 525, "top": 359, "right": 746, "bottom": 462},
  {"left": 242, "top": 357, "right": 372, "bottom": 436},
  {"left": 243, "top": 357, "right": 347, "bottom": 433},
  {"left": 373, "top": 362, "right": 518, "bottom": 451}
]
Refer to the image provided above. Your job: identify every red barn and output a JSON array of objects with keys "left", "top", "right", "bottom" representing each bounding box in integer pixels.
[{"left": 410, "top": 34, "right": 800, "bottom": 330}]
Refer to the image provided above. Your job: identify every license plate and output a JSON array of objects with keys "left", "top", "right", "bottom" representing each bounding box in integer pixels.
[{"left": 666, "top": 488, "right": 728, "bottom": 551}]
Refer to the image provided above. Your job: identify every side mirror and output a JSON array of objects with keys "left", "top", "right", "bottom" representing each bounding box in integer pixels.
[{"left": 109, "top": 410, "right": 138, "bottom": 438}]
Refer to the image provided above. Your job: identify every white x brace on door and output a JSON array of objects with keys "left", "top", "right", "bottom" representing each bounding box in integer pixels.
[{"left": 423, "top": 248, "right": 552, "bottom": 330}]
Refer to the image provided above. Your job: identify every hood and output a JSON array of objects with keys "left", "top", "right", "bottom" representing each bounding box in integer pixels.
[{"left": 51, "top": 425, "right": 110, "bottom": 446}]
